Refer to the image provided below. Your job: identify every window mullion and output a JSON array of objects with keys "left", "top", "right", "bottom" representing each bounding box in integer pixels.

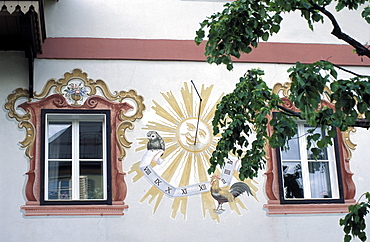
[
  {"left": 72, "top": 119, "right": 80, "bottom": 200},
  {"left": 328, "top": 135, "right": 339, "bottom": 198},
  {"left": 298, "top": 124, "right": 311, "bottom": 199},
  {"left": 44, "top": 116, "right": 49, "bottom": 201},
  {"left": 103, "top": 115, "right": 107, "bottom": 200}
]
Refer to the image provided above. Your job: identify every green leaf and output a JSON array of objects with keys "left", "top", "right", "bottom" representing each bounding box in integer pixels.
[
  {"left": 336, "top": 2, "right": 345, "bottom": 11},
  {"left": 312, "top": 133, "right": 321, "bottom": 141},
  {"left": 358, "top": 102, "right": 367, "bottom": 114},
  {"left": 362, "top": 6, "right": 370, "bottom": 24},
  {"left": 328, "top": 128, "right": 337, "bottom": 138},
  {"left": 271, "top": 24, "right": 280, "bottom": 33},
  {"left": 344, "top": 234, "right": 352, "bottom": 242},
  {"left": 312, "top": 12, "right": 322, "bottom": 22},
  {"left": 301, "top": 2, "right": 311, "bottom": 9},
  {"left": 262, "top": 32, "right": 269, "bottom": 41}
]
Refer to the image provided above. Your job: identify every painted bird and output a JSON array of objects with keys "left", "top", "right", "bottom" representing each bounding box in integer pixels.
[
  {"left": 210, "top": 175, "right": 253, "bottom": 212},
  {"left": 146, "top": 131, "right": 165, "bottom": 152}
]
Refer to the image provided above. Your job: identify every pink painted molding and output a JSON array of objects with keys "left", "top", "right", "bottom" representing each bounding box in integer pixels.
[
  {"left": 21, "top": 201, "right": 128, "bottom": 216},
  {"left": 38, "top": 38, "right": 370, "bottom": 66},
  {"left": 264, "top": 199, "right": 356, "bottom": 215}
]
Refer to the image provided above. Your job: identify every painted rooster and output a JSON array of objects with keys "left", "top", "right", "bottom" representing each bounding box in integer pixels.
[{"left": 210, "top": 175, "right": 253, "bottom": 212}]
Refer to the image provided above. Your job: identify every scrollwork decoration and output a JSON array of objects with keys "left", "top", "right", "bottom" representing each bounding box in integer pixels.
[
  {"left": 5, "top": 68, "right": 145, "bottom": 166},
  {"left": 5, "top": 88, "right": 35, "bottom": 159},
  {"left": 116, "top": 121, "right": 135, "bottom": 160},
  {"left": 272, "top": 81, "right": 331, "bottom": 100},
  {"left": 272, "top": 82, "right": 291, "bottom": 98},
  {"left": 342, "top": 127, "right": 357, "bottom": 161},
  {"left": 5, "top": 88, "right": 31, "bottom": 122}
]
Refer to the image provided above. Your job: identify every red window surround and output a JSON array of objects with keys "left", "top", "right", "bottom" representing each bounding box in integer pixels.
[
  {"left": 5, "top": 69, "right": 145, "bottom": 216},
  {"left": 19, "top": 95, "right": 133, "bottom": 216}
]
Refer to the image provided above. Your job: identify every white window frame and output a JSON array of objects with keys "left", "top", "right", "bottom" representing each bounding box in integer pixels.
[
  {"left": 44, "top": 113, "right": 108, "bottom": 202},
  {"left": 278, "top": 121, "right": 342, "bottom": 202}
]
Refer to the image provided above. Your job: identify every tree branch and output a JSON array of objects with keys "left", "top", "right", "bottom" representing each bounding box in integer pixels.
[
  {"left": 247, "top": 71, "right": 370, "bottom": 129},
  {"left": 327, "top": 61, "right": 370, "bottom": 78},
  {"left": 310, "top": 2, "right": 370, "bottom": 58}
]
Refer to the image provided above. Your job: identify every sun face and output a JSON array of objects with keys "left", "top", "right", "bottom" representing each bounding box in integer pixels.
[
  {"left": 177, "top": 118, "right": 212, "bottom": 153},
  {"left": 128, "top": 82, "right": 257, "bottom": 222}
]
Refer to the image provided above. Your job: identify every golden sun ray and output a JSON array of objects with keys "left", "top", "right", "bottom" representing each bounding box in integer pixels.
[
  {"left": 180, "top": 83, "right": 194, "bottom": 117},
  {"left": 152, "top": 100, "right": 181, "bottom": 125},
  {"left": 161, "top": 90, "right": 186, "bottom": 121},
  {"left": 171, "top": 152, "right": 190, "bottom": 219}
]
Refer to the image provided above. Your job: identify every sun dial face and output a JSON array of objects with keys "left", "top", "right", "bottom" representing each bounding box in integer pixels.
[
  {"left": 128, "top": 82, "right": 256, "bottom": 222},
  {"left": 176, "top": 117, "right": 212, "bottom": 153}
]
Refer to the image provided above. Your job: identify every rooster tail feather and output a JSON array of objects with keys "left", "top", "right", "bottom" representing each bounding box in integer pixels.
[{"left": 230, "top": 182, "right": 253, "bottom": 198}]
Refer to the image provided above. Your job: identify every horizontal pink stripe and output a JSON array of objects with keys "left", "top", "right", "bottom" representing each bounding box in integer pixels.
[{"left": 38, "top": 38, "right": 370, "bottom": 66}]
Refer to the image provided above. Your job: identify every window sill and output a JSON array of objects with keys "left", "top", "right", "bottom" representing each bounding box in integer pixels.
[
  {"left": 21, "top": 201, "right": 128, "bottom": 216},
  {"left": 263, "top": 199, "right": 355, "bottom": 215}
]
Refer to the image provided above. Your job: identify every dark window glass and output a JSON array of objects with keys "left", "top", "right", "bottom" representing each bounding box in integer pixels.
[
  {"left": 80, "top": 161, "right": 104, "bottom": 199},
  {"left": 79, "top": 122, "right": 103, "bottom": 159},
  {"left": 48, "top": 161, "right": 72, "bottom": 200},
  {"left": 48, "top": 122, "right": 72, "bottom": 159}
]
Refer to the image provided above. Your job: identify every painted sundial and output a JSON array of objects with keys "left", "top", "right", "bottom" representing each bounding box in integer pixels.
[{"left": 128, "top": 82, "right": 258, "bottom": 222}]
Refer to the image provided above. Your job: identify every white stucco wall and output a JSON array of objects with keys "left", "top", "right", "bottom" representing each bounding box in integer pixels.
[
  {"left": 43, "top": 0, "right": 370, "bottom": 45},
  {"left": 1, "top": 55, "right": 370, "bottom": 241}
]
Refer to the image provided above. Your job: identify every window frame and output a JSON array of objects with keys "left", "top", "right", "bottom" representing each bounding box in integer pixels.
[
  {"left": 276, "top": 121, "right": 345, "bottom": 204},
  {"left": 40, "top": 109, "right": 112, "bottom": 206}
]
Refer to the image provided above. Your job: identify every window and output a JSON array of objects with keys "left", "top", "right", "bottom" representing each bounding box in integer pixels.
[
  {"left": 41, "top": 110, "right": 111, "bottom": 205},
  {"left": 263, "top": 97, "right": 356, "bottom": 214},
  {"left": 5, "top": 69, "right": 145, "bottom": 216},
  {"left": 277, "top": 122, "right": 343, "bottom": 204}
]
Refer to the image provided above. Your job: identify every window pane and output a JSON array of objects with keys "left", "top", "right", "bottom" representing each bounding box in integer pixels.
[
  {"left": 309, "top": 162, "right": 332, "bottom": 198},
  {"left": 48, "top": 122, "right": 72, "bottom": 159},
  {"left": 48, "top": 161, "right": 72, "bottom": 200},
  {"left": 282, "top": 162, "right": 304, "bottom": 199},
  {"left": 79, "top": 122, "right": 103, "bottom": 159},
  {"left": 80, "top": 161, "right": 104, "bottom": 199},
  {"left": 281, "top": 136, "right": 301, "bottom": 160},
  {"left": 305, "top": 126, "right": 328, "bottom": 160}
]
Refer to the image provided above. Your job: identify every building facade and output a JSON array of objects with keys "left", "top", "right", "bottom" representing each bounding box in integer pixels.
[{"left": 1, "top": 0, "right": 370, "bottom": 241}]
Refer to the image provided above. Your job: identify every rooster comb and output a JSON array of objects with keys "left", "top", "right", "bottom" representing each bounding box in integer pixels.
[{"left": 210, "top": 174, "right": 220, "bottom": 180}]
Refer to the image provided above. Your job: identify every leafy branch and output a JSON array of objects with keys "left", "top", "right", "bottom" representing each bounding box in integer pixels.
[
  {"left": 196, "top": 1, "right": 370, "bottom": 240},
  {"left": 340, "top": 192, "right": 370, "bottom": 242},
  {"left": 195, "top": 0, "right": 370, "bottom": 70},
  {"left": 210, "top": 60, "right": 370, "bottom": 180}
]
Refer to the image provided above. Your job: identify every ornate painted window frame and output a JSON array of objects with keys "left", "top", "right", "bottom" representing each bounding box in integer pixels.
[
  {"left": 263, "top": 82, "right": 356, "bottom": 214},
  {"left": 5, "top": 69, "right": 145, "bottom": 216}
]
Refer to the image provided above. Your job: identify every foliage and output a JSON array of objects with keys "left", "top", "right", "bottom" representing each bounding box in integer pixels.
[
  {"left": 196, "top": 0, "right": 370, "bottom": 241},
  {"left": 196, "top": 0, "right": 370, "bottom": 184},
  {"left": 209, "top": 69, "right": 286, "bottom": 180},
  {"left": 211, "top": 59, "right": 370, "bottom": 180},
  {"left": 195, "top": 0, "right": 370, "bottom": 67},
  {"left": 210, "top": 59, "right": 370, "bottom": 180},
  {"left": 340, "top": 192, "right": 370, "bottom": 242}
]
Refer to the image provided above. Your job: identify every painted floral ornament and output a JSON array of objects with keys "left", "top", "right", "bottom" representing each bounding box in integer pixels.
[{"left": 64, "top": 82, "right": 88, "bottom": 106}]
